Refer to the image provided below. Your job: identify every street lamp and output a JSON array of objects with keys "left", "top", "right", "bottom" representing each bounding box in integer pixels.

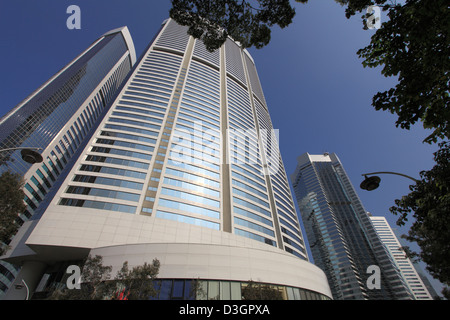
[
  {"left": 15, "top": 279, "right": 30, "bottom": 300},
  {"left": 360, "top": 171, "right": 419, "bottom": 191},
  {"left": 0, "top": 147, "right": 43, "bottom": 164}
]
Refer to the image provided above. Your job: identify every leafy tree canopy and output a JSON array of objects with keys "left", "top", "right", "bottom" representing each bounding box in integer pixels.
[
  {"left": 114, "top": 259, "right": 161, "bottom": 300},
  {"left": 0, "top": 171, "right": 26, "bottom": 255},
  {"left": 390, "top": 141, "right": 450, "bottom": 297},
  {"left": 350, "top": 0, "right": 449, "bottom": 144},
  {"left": 169, "top": 0, "right": 305, "bottom": 52},
  {"left": 49, "top": 255, "right": 161, "bottom": 300}
]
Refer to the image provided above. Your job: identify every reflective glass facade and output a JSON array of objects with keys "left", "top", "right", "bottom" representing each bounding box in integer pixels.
[
  {"left": 154, "top": 278, "right": 330, "bottom": 300},
  {"left": 370, "top": 216, "right": 432, "bottom": 300},
  {"left": 56, "top": 19, "right": 308, "bottom": 260},
  {"left": 35, "top": 273, "right": 329, "bottom": 300},
  {"left": 0, "top": 29, "right": 134, "bottom": 176},
  {"left": 0, "top": 27, "right": 136, "bottom": 299},
  {"left": 291, "top": 153, "right": 413, "bottom": 300},
  {"left": 0, "top": 27, "right": 135, "bottom": 223}
]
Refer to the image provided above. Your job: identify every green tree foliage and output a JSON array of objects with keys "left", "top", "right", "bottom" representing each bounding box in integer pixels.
[
  {"left": 353, "top": 0, "right": 449, "bottom": 144},
  {"left": 114, "top": 259, "right": 161, "bottom": 300},
  {"left": 49, "top": 255, "right": 161, "bottom": 300},
  {"left": 169, "top": 0, "right": 305, "bottom": 52},
  {"left": 390, "top": 141, "right": 450, "bottom": 297},
  {"left": 0, "top": 171, "right": 26, "bottom": 255},
  {"left": 49, "top": 255, "right": 112, "bottom": 300}
]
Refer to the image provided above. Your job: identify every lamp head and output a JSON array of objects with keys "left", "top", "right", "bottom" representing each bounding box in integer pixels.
[
  {"left": 360, "top": 175, "right": 381, "bottom": 191},
  {"left": 21, "top": 149, "right": 43, "bottom": 164}
]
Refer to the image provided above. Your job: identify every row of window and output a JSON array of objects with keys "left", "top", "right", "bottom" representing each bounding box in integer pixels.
[
  {"left": 151, "top": 56, "right": 222, "bottom": 232},
  {"left": 208, "top": 38, "right": 303, "bottom": 256},
  {"left": 96, "top": 137, "right": 155, "bottom": 153},
  {"left": 167, "top": 159, "right": 219, "bottom": 180},
  {"left": 225, "top": 38, "right": 247, "bottom": 86},
  {"left": 115, "top": 105, "right": 165, "bottom": 118},
  {"left": 108, "top": 116, "right": 161, "bottom": 132},
  {"left": 266, "top": 160, "right": 307, "bottom": 258},
  {"left": 91, "top": 146, "right": 151, "bottom": 161},
  {"left": 172, "top": 146, "right": 218, "bottom": 165},
  {"left": 234, "top": 217, "right": 275, "bottom": 237},
  {"left": 156, "top": 210, "right": 220, "bottom": 230},
  {"left": 172, "top": 129, "right": 220, "bottom": 155},
  {"left": 155, "top": 19, "right": 190, "bottom": 53},
  {"left": 48, "top": 41, "right": 308, "bottom": 260},
  {"left": 163, "top": 177, "right": 220, "bottom": 198},
  {"left": 159, "top": 60, "right": 222, "bottom": 228},
  {"left": 59, "top": 198, "right": 136, "bottom": 214},
  {"left": 233, "top": 206, "right": 273, "bottom": 227},
  {"left": 231, "top": 164, "right": 266, "bottom": 188},
  {"left": 22, "top": 54, "right": 134, "bottom": 216},
  {"left": 60, "top": 50, "right": 183, "bottom": 216},
  {"left": 73, "top": 174, "right": 143, "bottom": 190},
  {"left": 80, "top": 164, "right": 147, "bottom": 180},
  {"left": 234, "top": 228, "right": 276, "bottom": 247},
  {"left": 247, "top": 93, "right": 304, "bottom": 260},
  {"left": 66, "top": 186, "right": 140, "bottom": 202},
  {"left": 100, "top": 130, "right": 157, "bottom": 145},
  {"left": 193, "top": 37, "right": 220, "bottom": 67},
  {"left": 149, "top": 278, "right": 330, "bottom": 300},
  {"left": 85, "top": 154, "right": 149, "bottom": 170},
  {"left": 232, "top": 187, "right": 270, "bottom": 209},
  {"left": 157, "top": 198, "right": 220, "bottom": 220},
  {"left": 161, "top": 187, "right": 219, "bottom": 209},
  {"left": 112, "top": 110, "right": 163, "bottom": 125},
  {"left": 233, "top": 196, "right": 271, "bottom": 218},
  {"left": 164, "top": 164, "right": 219, "bottom": 185}
]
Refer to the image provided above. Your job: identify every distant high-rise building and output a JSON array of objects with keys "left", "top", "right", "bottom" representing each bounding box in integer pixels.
[
  {"left": 370, "top": 215, "right": 433, "bottom": 300},
  {"left": 0, "top": 27, "right": 136, "bottom": 299},
  {"left": 291, "top": 152, "right": 412, "bottom": 300},
  {"left": 2, "top": 19, "right": 332, "bottom": 300}
]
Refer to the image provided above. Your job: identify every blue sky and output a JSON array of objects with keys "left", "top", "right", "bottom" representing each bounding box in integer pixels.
[{"left": 0, "top": 1, "right": 443, "bottom": 294}]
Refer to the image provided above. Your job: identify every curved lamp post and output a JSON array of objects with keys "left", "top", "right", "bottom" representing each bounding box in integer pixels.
[
  {"left": 15, "top": 279, "right": 30, "bottom": 300},
  {"left": 360, "top": 171, "right": 419, "bottom": 191},
  {"left": 0, "top": 147, "right": 43, "bottom": 164}
]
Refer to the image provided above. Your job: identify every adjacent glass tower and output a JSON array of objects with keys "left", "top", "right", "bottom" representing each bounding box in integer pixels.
[
  {"left": 291, "top": 153, "right": 413, "bottom": 300},
  {"left": 3, "top": 19, "right": 331, "bottom": 300},
  {"left": 370, "top": 215, "right": 433, "bottom": 300},
  {"left": 0, "top": 26, "right": 136, "bottom": 299}
]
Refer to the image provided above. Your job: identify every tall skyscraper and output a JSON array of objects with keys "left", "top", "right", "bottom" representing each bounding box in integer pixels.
[
  {"left": 370, "top": 215, "right": 433, "bottom": 300},
  {"left": 0, "top": 27, "right": 136, "bottom": 299},
  {"left": 291, "top": 152, "right": 413, "bottom": 300},
  {"left": 2, "top": 19, "right": 332, "bottom": 300}
]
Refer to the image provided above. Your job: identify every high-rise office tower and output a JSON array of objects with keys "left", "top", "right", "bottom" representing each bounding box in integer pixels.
[
  {"left": 0, "top": 27, "right": 136, "bottom": 299},
  {"left": 291, "top": 153, "right": 412, "bottom": 300},
  {"left": 3, "top": 19, "right": 331, "bottom": 300},
  {"left": 370, "top": 215, "right": 433, "bottom": 300}
]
